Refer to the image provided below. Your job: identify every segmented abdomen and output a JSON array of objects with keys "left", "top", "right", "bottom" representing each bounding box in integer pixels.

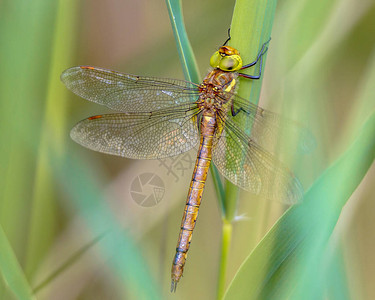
[{"left": 171, "top": 113, "right": 216, "bottom": 291}]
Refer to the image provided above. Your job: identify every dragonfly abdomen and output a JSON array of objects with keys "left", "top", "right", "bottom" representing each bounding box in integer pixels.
[{"left": 171, "top": 114, "right": 216, "bottom": 291}]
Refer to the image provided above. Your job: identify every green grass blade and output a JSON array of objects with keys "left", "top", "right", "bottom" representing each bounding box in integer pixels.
[
  {"left": 25, "top": 0, "right": 80, "bottom": 278},
  {"left": 217, "top": 1, "right": 277, "bottom": 298},
  {"left": 165, "top": 0, "right": 200, "bottom": 84},
  {"left": 229, "top": 0, "right": 276, "bottom": 105},
  {"left": 32, "top": 233, "right": 105, "bottom": 294},
  {"left": 223, "top": 0, "right": 277, "bottom": 222},
  {"left": 0, "top": 226, "right": 35, "bottom": 300},
  {"left": 0, "top": 0, "right": 58, "bottom": 270},
  {"left": 216, "top": 220, "right": 233, "bottom": 300},
  {"left": 223, "top": 110, "right": 375, "bottom": 299}
]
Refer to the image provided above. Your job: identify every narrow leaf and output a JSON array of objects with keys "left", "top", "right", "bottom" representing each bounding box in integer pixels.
[
  {"left": 165, "top": 0, "right": 200, "bottom": 84},
  {"left": 0, "top": 226, "right": 35, "bottom": 300}
]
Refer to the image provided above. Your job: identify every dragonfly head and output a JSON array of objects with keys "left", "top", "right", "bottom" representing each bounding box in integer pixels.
[{"left": 209, "top": 46, "right": 243, "bottom": 72}]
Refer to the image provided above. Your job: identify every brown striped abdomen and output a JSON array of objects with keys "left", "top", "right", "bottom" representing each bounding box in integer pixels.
[{"left": 171, "top": 113, "right": 216, "bottom": 291}]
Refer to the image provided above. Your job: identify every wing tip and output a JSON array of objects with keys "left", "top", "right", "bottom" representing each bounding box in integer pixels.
[{"left": 60, "top": 66, "right": 81, "bottom": 85}]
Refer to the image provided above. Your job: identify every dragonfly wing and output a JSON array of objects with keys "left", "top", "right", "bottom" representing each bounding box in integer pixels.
[
  {"left": 223, "top": 92, "right": 316, "bottom": 155},
  {"left": 212, "top": 114, "right": 303, "bottom": 204},
  {"left": 61, "top": 66, "right": 200, "bottom": 112},
  {"left": 71, "top": 103, "right": 200, "bottom": 159}
]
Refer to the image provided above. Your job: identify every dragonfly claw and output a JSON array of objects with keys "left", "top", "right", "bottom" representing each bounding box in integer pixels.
[{"left": 171, "top": 280, "right": 178, "bottom": 293}]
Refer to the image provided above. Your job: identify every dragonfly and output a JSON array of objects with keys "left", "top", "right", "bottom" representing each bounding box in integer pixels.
[{"left": 61, "top": 39, "right": 308, "bottom": 292}]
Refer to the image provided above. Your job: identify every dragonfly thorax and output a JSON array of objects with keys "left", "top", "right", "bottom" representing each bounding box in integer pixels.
[
  {"left": 197, "top": 69, "right": 238, "bottom": 113},
  {"left": 202, "top": 69, "right": 238, "bottom": 88}
]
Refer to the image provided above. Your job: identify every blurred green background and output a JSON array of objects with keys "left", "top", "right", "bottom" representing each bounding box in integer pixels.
[{"left": 0, "top": 0, "right": 374, "bottom": 299}]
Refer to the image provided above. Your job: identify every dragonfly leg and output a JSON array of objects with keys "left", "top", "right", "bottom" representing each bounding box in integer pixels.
[
  {"left": 222, "top": 27, "right": 231, "bottom": 46},
  {"left": 238, "top": 72, "right": 261, "bottom": 80},
  {"left": 240, "top": 37, "right": 271, "bottom": 70},
  {"left": 231, "top": 105, "right": 247, "bottom": 117},
  {"left": 238, "top": 38, "right": 271, "bottom": 79},
  {"left": 238, "top": 53, "right": 264, "bottom": 79}
]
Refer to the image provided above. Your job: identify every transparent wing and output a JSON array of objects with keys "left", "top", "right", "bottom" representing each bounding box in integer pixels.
[
  {"left": 70, "top": 103, "right": 200, "bottom": 159},
  {"left": 222, "top": 92, "right": 316, "bottom": 154},
  {"left": 212, "top": 111, "right": 304, "bottom": 205},
  {"left": 61, "top": 66, "right": 200, "bottom": 112}
]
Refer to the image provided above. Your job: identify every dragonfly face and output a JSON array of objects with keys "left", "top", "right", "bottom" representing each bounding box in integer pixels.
[
  {"left": 209, "top": 46, "right": 243, "bottom": 71},
  {"left": 61, "top": 38, "right": 311, "bottom": 291}
]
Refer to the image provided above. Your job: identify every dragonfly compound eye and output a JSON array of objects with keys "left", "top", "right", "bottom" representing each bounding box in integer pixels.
[
  {"left": 219, "top": 55, "right": 243, "bottom": 72},
  {"left": 209, "top": 51, "right": 222, "bottom": 69}
]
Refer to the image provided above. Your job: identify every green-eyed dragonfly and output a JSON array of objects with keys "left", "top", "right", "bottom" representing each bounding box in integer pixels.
[{"left": 61, "top": 39, "right": 309, "bottom": 291}]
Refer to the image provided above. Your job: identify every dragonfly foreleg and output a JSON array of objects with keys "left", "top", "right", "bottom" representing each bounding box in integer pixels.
[
  {"left": 222, "top": 27, "right": 231, "bottom": 46},
  {"left": 238, "top": 38, "right": 270, "bottom": 79},
  {"left": 240, "top": 37, "right": 271, "bottom": 70}
]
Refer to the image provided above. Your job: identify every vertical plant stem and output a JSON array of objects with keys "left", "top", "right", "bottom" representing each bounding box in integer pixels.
[
  {"left": 217, "top": 220, "right": 233, "bottom": 300},
  {"left": 224, "top": 182, "right": 240, "bottom": 222},
  {"left": 211, "top": 164, "right": 226, "bottom": 216},
  {"left": 217, "top": 0, "right": 277, "bottom": 297},
  {"left": 165, "top": 0, "right": 200, "bottom": 84}
]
